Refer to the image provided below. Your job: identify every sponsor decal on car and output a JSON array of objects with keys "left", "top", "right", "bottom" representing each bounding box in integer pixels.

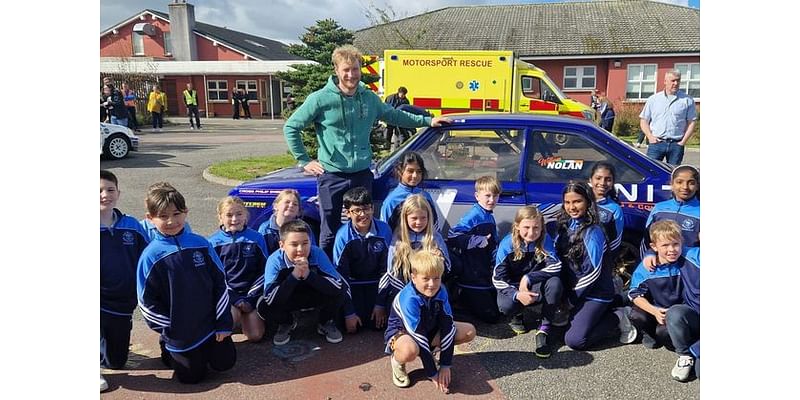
[{"left": 537, "top": 156, "right": 584, "bottom": 170}]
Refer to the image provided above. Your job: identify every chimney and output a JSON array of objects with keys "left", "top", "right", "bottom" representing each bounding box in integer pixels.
[{"left": 168, "top": 0, "right": 197, "bottom": 61}]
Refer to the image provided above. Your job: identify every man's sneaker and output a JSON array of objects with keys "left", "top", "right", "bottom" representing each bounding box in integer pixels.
[
  {"left": 671, "top": 355, "right": 695, "bottom": 382},
  {"left": 534, "top": 330, "right": 552, "bottom": 358},
  {"left": 100, "top": 373, "right": 109, "bottom": 392},
  {"left": 552, "top": 306, "right": 569, "bottom": 327},
  {"left": 273, "top": 319, "right": 297, "bottom": 346},
  {"left": 190, "top": 126, "right": 195, "bottom": 130},
  {"left": 508, "top": 313, "right": 527, "bottom": 334},
  {"left": 317, "top": 320, "right": 343, "bottom": 343},
  {"left": 615, "top": 306, "right": 638, "bottom": 344},
  {"left": 641, "top": 333, "right": 659, "bottom": 349},
  {"left": 390, "top": 356, "right": 411, "bottom": 388}
]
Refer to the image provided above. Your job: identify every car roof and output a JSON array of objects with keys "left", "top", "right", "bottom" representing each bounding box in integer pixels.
[{"left": 441, "top": 112, "right": 596, "bottom": 128}]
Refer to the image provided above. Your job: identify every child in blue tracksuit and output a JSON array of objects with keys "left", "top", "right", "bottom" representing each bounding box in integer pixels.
[
  {"left": 378, "top": 194, "right": 451, "bottom": 315},
  {"left": 139, "top": 182, "right": 192, "bottom": 242},
  {"left": 257, "top": 220, "right": 347, "bottom": 346},
  {"left": 641, "top": 165, "right": 700, "bottom": 258},
  {"left": 447, "top": 176, "right": 502, "bottom": 323},
  {"left": 333, "top": 187, "right": 394, "bottom": 333},
  {"left": 258, "top": 189, "right": 316, "bottom": 255},
  {"left": 554, "top": 182, "right": 637, "bottom": 350},
  {"left": 628, "top": 220, "right": 686, "bottom": 350},
  {"left": 208, "top": 196, "right": 270, "bottom": 342},
  {"left": 493, "top": 206, "right": 563, "bottom": 358},
  {"left": 666, "top": 245, "right": 700, "bottom": 383},
  {"left": 379, "top": 152, "right": 439, "bottom": 232},
  {"left": 589, "top": 162, "right": 624, "bottom": 261},
  {"left": 384, "top": 251, "right": 476, "bottom": 392},
  {"left": 137, "top": 184, "right": 235, "bottom": 384},
  {"left": 100, "top": 170, "right": 149, "bottom": 391}
]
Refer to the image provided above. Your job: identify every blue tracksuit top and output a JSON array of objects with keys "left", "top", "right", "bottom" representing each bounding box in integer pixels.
[
  {"left": 379, "top": 183, "right": 439, "bottom": 232},
  {"left": 378, "top": 230, "right": 451, "bottom": 308},
  {"left": 101, "top": 209, "right": 149, "bottom": 316},
  {"left": 262, "top": 245, "right": 345, "bottom": 307},
  {"left": 385, "top": 283, "right": 456, "bottom": 378},
  {"left": 679, "top": 247, "right": 700, "bottom": 313},
  {"left": 257, "top": 214, "right": 316, "bottom": 255},
  {"left": 493, "top": 234, "right": 562, "bottom": 300},
  {"left": 140, "top": 218, "right": 192, "bottom": 242},
  {"left": 333, "top": 218, "right": 394, "bottom": 317},
  {"left": 555, "top": 218, "right": 615, "bottom": 302},
  {"left": 628, "top": 258, "right": 683, "bottom": 309},
  {"left": 447, "top": 203, "right": 499, "bottom": 289},
  {"left": 208, "top": 226, "right": 270, "bottom": 309},
  {"left": 597, "top": 197, "right": 624, "bottom": 252},
  {"left": 641, "top": 197, "right": 700, "bottom": 256},
  {"left": 137, "top": 228, "right": 233, "bottom": 353}
]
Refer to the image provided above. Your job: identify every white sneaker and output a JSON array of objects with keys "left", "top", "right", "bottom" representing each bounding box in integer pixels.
[
  {"left": 158, "top": 128, "right": 163, "bottom": 132},
  {"left": 190, "top": 126, "right": 195, "bottom": 130},
  {"left": 616, "top": 306, "right": 637, "bottom": 344},
  {"left": 390, "top": 356, "right": 411, "bottom": 388},
  {"left": 671, "top": 355, "right": 695, "bottom": 382},
  {"left": 100, "top": 373, "right": 109, "bottom": 392}
]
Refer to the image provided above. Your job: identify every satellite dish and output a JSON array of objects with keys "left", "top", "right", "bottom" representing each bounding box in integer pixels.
[{"left": 133, "top": 23, "right": 157, "bottom": 36}]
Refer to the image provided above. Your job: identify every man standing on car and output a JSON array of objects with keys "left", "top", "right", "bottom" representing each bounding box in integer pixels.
[
  {"left": 283, "top": 45, "right": 451, "bottom": 258},
  {"left": 640, "top": 70, "right": 697, "bottom": 165}
]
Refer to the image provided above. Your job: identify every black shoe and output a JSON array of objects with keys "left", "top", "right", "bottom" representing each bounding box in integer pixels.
[
  {"left": 509, "top": 313, "right": 527, "bottom": 334},
  {"left": 534, "top": 330, "right": 552, "bottom": 358},
  {"left": 641, "top": 333, "right": 661, "bottom": 349}
]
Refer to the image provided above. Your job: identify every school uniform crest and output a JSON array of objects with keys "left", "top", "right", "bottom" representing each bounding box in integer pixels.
[
  {"left": 193, "top": 251, "right": 206, "bottom": 267},
  {"left": 122, "top": 231, "right": 135, "bottom": 245},
  {"left": 681, "top": 218, "right": 696, "bottom": 231},
  {"left": 242, "top": 243, "right": 254, "bottom": 257},
  {"left": 598, "top": 208, "right": 611, "bottom": 223},
  {"left": 371, "top": 240, "right": 385, "bottom": 253}
]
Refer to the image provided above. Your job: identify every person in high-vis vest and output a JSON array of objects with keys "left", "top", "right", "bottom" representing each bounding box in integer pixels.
[
  {"left": 121, "top": 83, "right": 140, "bottom": 132},
  {"left": 183, "top": 83, "right": 202, "bottom": 130}
]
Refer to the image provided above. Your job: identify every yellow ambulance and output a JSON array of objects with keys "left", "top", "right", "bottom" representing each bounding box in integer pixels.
[{"left": 380, "top": 49, "right": 593, "bottom": 121}]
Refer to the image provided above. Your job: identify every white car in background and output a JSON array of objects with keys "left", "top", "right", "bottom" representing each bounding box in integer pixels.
[{"left": 100, "top": 122, "right": 139, "bottom": 160}]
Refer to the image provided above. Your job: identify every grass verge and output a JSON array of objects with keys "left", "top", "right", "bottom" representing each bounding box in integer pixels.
[{"left": 208, "top": 154, "right": 296, "bottom": 181}]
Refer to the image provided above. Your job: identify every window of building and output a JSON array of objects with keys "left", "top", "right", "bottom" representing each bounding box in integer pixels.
[
  {"left": 563, "top": 66, "right": 596, "bottom": 90},
  {"left": 626, "top": 64, "right": 657, "bottom": 100},
  {"left": 132, "top": 32, "right": 144, "bottom": 56},
  {"left": 236, "top": 80, "right": 258, "bottom": 100},
  {"left": 163, "top": 32, "right": 172, "bottom": 56},
  {"left": 207, "top": 80, "right": 229, "bottom": 101},
  {"left": 674, "top": 63, "right": 700, "bottom": 99}
]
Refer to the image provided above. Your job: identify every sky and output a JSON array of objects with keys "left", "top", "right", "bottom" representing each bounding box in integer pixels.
[{"left": 100, "top": 0, "right": 700, "bottom": 45}]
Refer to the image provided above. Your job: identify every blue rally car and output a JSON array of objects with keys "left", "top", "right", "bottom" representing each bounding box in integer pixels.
[{"left": 230, "top": 113, "right": 673, "bottom": 284}]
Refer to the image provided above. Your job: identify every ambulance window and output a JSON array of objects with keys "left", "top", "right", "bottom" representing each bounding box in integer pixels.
[
  {"left": 525, "top": 131, "right": 645, "bottom": 183},
  {"left": 521, "top": 76, "right": 541, "bottom": 100},
  {"left": 420, "top": 128, "right": 525, "bottom": 182}
]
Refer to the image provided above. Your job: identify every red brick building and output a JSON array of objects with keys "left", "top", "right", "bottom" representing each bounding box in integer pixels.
[{"left": 100, "top": 1, "right": 313, "bottom": 119}]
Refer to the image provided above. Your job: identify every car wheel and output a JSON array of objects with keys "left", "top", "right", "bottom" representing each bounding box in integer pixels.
[
  {"left": 553, "top": 133, "right": 570, "bottom": 146},
  {"left": 614, "top": 240, "right": 641, "bottom": 291},
  {"left": 104, "top": 134, "right": 130, "bottom": 160}
]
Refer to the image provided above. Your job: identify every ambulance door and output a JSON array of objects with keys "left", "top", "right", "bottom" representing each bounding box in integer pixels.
[{"left": 517, "top": 75, "right": 560, "bottom": 116}]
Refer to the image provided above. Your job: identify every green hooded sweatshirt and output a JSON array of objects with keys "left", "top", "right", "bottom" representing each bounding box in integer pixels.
[{"left": 284, "top": 76, "right": 432, "bottom": 173}]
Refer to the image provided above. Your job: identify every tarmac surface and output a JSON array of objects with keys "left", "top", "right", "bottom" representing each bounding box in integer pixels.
[{"left": 100, "top": 117, "right": 700, "bottom": 399}]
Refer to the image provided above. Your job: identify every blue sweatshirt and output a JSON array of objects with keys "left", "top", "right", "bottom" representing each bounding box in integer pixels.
[
  {"left": 378, "top": 230, "right": 451, "bottom": 308},
  {"left": 493, "top": 234, "right": 562, "bottom": 300},
  {"left": 333, "top": 218, "right": 394, "bottom": 317},
  {"left": 137, "top": 228, "right": 232, "bottom": 353},
  {"left": 208, "top": 227, "right": 270, "bottom": 309},
  {"left": 447, "top": 203, "right": 499, "bottom": 289},
  {"left": 628, "top": 258, "right": 683, "bottom": 309},
  {"left": 641, "top": 197, "right": 700, "bottom": 257},
  {"left": 597, "top": 197, "right": 624, "bottom": 252},
  {"left": 379, "top": 183, "right": 439, "bottom": 232},
  {"left": 555, "top": 218, "right": 615, "bottom": 302},
  {"left": 262, "top": 246, "right": 345, "bottom": 307},
  {"left": 257, "top": 214, "right": 316, "bottom": 255},
  {"left": 679, "top": 247, "right": 700, "bottom": 313},
  {"left": 101, "top": 209, "right": 149, "bottom": 316},
  {"left": 385, "top": 283, "right": 456, "bottom": 378}
]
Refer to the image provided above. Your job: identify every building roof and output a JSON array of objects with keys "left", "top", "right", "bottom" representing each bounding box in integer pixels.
[
  {"left": 99, "top": 59, "right": 316, "bottom": 75},
  {"left": 354, "top": 0, "right": 699, "bottom": 58},
  {"left": 101, "top": 9, "right": 305, "bottom": 61}
]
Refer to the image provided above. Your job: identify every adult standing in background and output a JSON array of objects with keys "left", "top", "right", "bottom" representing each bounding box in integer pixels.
[
  {"left": 147, "top": 85, "right": 167, "bottom": 132},
  {"left": 102, "top": 84, "right": 128, "bottom": 128},
  {"left": 283, "top": 45, "right": 452, "bottom": 258},
  {"left": 598, "top": 92, "right": 615, "bottom": 133},
  {"left": 640, "top": 70, "right": 697, "bottom": 165},
  {"left": 232, "top": 90, "right": 242, "bottom": 120},
  {"left": 122, "top": 83, "right": 140, "bottom": 132},
  {"left": 183, "top": 83, "right": 202, "bottom": 130},
  {"left": 240, "top": 89, "right": 252, "bottom": 119}
]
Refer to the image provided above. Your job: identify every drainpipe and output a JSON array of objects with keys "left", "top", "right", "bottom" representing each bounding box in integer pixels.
[
  {"left": 269, "top": 75, "right": 275, "bottom": 120},
  {"left": 203, "top": 74, "right": 208, "bottom": 118}
]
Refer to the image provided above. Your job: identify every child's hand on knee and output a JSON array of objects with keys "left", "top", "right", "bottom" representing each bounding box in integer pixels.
[{"left": 345, "top": 315, "right": 362, "bottom": 333}]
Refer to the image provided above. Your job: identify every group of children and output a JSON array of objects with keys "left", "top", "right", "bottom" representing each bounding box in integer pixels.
[{"left": 99, "top": 153, "right": 700, "bottom": 392}]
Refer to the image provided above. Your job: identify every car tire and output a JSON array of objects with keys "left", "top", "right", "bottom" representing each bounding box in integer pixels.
[
  {"left": 614, "top": 239, "right": 641, "bottom": 291},
  {"left": 103, "top": 134, "right": 131, "bottom": 160}
]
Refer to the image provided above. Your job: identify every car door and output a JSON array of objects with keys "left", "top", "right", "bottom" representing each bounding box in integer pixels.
[{"left": 405, "top": 125, "right": 528, "bottom": 236}]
